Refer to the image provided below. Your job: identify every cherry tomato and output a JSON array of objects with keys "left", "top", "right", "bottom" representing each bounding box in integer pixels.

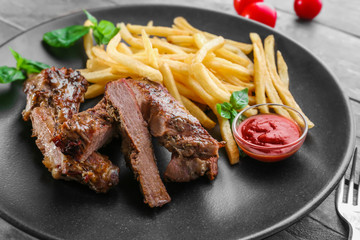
[
  {"left": 241, "top": 3, "right": 277, "bottom": 28},
  {"left": 233, "top": 0, "right": 263, "bottom": 15},
  {"left": 294, "top": 0, "right": 322, "bottom": 20}
]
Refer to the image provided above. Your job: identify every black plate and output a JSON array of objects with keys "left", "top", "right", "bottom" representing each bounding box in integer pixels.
[{"left": 0, "top": 5, "right": 355, "bottom": 240}]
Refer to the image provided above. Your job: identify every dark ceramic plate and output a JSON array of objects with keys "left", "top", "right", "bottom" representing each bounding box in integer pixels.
[{"left": 0, "top": 5, "right": 355, "bottom": 240}]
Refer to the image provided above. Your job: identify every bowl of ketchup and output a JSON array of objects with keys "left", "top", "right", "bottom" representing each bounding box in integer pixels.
[{"left": 232, "top": 103, "right": 309, "bottom": 162}]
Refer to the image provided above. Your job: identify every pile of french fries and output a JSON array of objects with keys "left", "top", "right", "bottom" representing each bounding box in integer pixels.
[{"left": 79, "top": 17, "right": 314, "bottom": 165}]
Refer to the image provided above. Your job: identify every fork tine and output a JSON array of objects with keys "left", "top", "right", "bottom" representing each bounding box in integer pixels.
[
  {"left": 337, "top": 176, "right": 345, "bottom": 204},
  {"left": 348, "top": 147, "right": 358, "bottom": 205}
]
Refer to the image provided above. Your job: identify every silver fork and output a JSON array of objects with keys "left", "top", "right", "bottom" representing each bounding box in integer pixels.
[{"left": 336, "top": 147, "right": 360, "bottom": 240}]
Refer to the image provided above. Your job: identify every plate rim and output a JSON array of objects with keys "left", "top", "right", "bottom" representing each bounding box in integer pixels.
[{"left": 0, "top": 4, "right": 356, "bottom": 240}]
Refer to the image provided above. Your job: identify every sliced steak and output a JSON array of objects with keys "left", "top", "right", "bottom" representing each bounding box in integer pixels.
[
  {"left": 105, "top": 79, "right": 170, "bottom": 207},
  {"left": 23, "top": 67, "right": 88, "bottom": 123},
  {"left": 125, "top": 78, "right": 224, "bottom": 182},
  {"left": 23, "top": 67, "right": 119, "bottom": 192},
  {"left": 52, "top": 99, "right": 115, "bottom": 162},
  {"left": 31, "top": 107, "right": 119, "bottom": 193}
]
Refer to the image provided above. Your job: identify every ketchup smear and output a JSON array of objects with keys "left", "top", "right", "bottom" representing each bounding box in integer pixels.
[{"left": 238, "top": 114, "right": 301, "bottom": 147}]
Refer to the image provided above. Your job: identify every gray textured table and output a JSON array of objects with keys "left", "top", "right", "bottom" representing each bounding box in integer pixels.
[{"left": 0, "top": 0, "right": 359, "bottom": 239}]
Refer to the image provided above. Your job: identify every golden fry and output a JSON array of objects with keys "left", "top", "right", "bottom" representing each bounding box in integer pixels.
[
  {"left": 142, "top": 29, "right": 159, "bottom": 69},
  {"left": 203, "top": 55, "right": 253, "bottom": 82},
  {"left": 118, "top": 22, "right": 143, "bottom": 48},
  {"left": 277, "top": 50, "right": 289, "bottom": 89},
  {"left": 175, "top": 81, "right": 206, "bottom": 104},
  {"left": 193, "top": 36, "right": 225, "bottom": 63},
  {"left": 127, "top": 24, "right": 190, "bottom": 37},
  {"left": 181, "top": 95, "right": 216, "bottom": 129},
  {"left": 79, "top": 68, "right": 123, "bottom": 84},
  {"left": 107, "top": 33, "right": 163, "bottom": 82},
  {"left": 217, "top": 116, "right": 239, "bottom": 165},
  {"left": 160, "top": 63, "right": 183, "bottom": 104},
  {"left": 252, "top": 42, "right": 269, "bottom": 113},
  {"left": 85, "top": 83, "right": 105, "bottom": 99},
  {"left": 191, "top": 62, "right": 230, "bottom": 103},
  {"left": 167, "top": 35, "right": 195, "bottom": 46}
]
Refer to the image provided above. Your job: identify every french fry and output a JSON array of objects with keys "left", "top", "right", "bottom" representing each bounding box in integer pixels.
[
  {"left": 79, "top": 68, "right": 123, "bottom": 84},
  {"left": 160, "top": 63, "right": 183, "bottom": 104},
  {"left": 147, "top": 20, "right": 153, "bottom": 27},
  {"left": 174, "top": 17, "right": 252, "bottom": 54},
  {"left": 185, "top": 76, "right": 217, "bottom": 106},
  {"left": 117, "top": 42, "right": 133, "bottom": 55},
  {"left": 85, "top": 83, "right": 105, "bottom": 99},
  {"left": 277, "top": 50, "right": 289, "bottom": 89},
  {"left": 86, "top": 58, "right": 109, "bottom": 71},
  {"left": 118, "top": 22, "right": 143, "bottom": 48},
  {"left": 215, "top": 48, "right": 250, "bottom": 67},
  {"left": 193, "top": 36, "right": 225, "bottom": 63},
  {"left": 252, "top": 40, "right": 269, "bottom": 113},
  {"left": 150, "top": 37, "right": 186, "bottom": 54},
  {"left": 127, "top": 24, "right": 190, "bottom": 37},
  {"left": 217, "top": 116, "right": 239, "bottom": 165},
  {"left": 203, "top": 55, "right": 253, "bottom": 82},
  {"left": 142, "top": 29, "right": 159, "bottom": 69},
  {"left": 160, "top": 58, "right": 189, "bottom": 75},
  {"left": 83, "top": 20, "right": 94, "bottom": 59},
  {"left": 181, "top": 95, "right": 216, "bottom": 129},
  {"left": 191, "top": 62, "right": 230, "bottom": 103},
  {"left": 107, "top": 33, "right": 163, "bottom": 83},
  {"left": 175, "top": 81, "right": 206, "bottom": 104},
  {"left": 167, "top": 35, "right": 195, "bottom": 46}
]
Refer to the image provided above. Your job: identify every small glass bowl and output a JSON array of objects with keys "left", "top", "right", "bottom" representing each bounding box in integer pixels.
[{"left": 232, "top": 103, "right": 308, "bottom": 162}]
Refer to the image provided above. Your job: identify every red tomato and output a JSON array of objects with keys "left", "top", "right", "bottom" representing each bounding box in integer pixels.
[
  {"left": 241, "top": 3, "right": 277, "bottom": 28},
  {"left": 294, "top": 0, "right": 322, "bottom": 20},
  {"left": 233, "top": 0, "right": 263, "bottom": 15}
]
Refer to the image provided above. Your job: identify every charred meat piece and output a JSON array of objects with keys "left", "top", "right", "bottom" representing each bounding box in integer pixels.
[
  {"left": 23, "top": 67, "right": 88, "bottom": 123},
  {"left": 126, "top": 78, "right": 224, "bottom": 182},
  {"left": 23, "top": 67, "right": 119, "bottom": 192},
  {"left": 52, "top": 99, "right": 115, "bottom": 162},
  {"left": 105, "top": 79, "right": 171, "bottom": 207},
  {"left": 31, "top": 107, "right": 119, "bottom": 193}
]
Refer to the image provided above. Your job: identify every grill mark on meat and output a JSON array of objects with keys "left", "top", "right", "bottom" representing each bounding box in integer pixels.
[
  {"left": 105, "top": 79, "right": 170, "bottom": 207},
  {"left": 125, "top": 78, "right": 224, "bottom": 182},
  {"left": 31, "top": 107, "right": 119, "bottom": 193},
  {"left": 23, "top": 67, "right": 88, "bottom": 123},
  {"left": 52, "top": 99, "right": 115, "bottom": 162},
  {"left": 23, "top": 67, "right": 119, "bottom": 192}
]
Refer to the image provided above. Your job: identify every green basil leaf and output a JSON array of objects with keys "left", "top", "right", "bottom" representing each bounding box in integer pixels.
[
  {"left": 93, "top": 20, "right": 119, "bottom": 45},
  {"left": 216, "top": 103, "right": 231, "bottom": 119},
  {"left": 230, "top": 109, "right": 238, "bottom": 122},
  {"left": 10, "top": 48, "right": 50, "bottom": 73},
  {"left": 0, "top": 66, "right": 26, "bottom": 83},
  {"left": 84, "top": 10, "right": 98, "bottom": 26},
  {"left": 230, "top": 88, "right": 249, "bottom": 110},
  {"left": 43, "top": 25, "right": 90, "bottom": 48}
]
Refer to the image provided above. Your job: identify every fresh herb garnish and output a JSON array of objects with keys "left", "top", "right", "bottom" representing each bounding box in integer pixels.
[
  {"left": 43, "top": 10, "right": 119, "bottom": 48},
  {"left": 0, "top": 66, "right": 26, "bottom": 83},
  {"left": 0, "top": 48, "right": 50, "bottom": 84},
  {"left": 216, "top": 88, "right": 249, "bottom": 123},
  {"left": 10, "top": 48, "right": 50, "bottom": 74}
]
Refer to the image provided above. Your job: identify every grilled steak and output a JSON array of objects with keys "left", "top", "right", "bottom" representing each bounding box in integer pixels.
[
  {"left": 31, "top": 107, "right": 119, "bottom": 193},
  {"left": 23, "top": 67, "right": 88, "bottom": 123},
  {"left": 125, "top": 78, "right": 224, "bottom": 182},
  {"left": 23, "top": 67, "right": 119, "bottom": 192},
  {"left": 52, "top": 99, "right": 115, "bottom": 162},
  {"left": 105, "top": 79, "right": 171, "bottom": 207}
]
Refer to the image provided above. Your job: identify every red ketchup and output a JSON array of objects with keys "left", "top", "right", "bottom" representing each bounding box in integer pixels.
[{"left": 236, "top": 113, "right": 302, "bottom": 162}]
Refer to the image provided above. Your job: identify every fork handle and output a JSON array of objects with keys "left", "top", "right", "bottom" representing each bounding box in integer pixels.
[{"left": 349, "top": 226, "right": 360, "bottom": 240}]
